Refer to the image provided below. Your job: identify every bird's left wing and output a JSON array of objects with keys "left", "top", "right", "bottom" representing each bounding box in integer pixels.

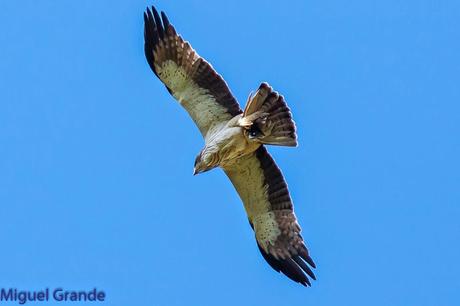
[
  {"left": 223, "top": 146, "right": 316, "bottom": 286},
  {"left": 144, "top": 6, "right": 242, "bottom": 138}
]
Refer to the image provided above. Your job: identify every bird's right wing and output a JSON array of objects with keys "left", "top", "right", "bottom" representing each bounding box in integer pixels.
[
  {"left": 144, "top": 6, "right": 242, "bottom": 138},
  {"left": 223, "top": 146, "right": 316, "bottom": 286}
]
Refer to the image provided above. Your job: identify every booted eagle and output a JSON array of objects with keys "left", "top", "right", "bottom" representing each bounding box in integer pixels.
[{"left": 144, "top": 5, "right": 316, "bottom": 286}]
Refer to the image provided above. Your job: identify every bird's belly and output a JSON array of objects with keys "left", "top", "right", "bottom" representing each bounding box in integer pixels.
[{"left": 215, "top": 128, "right": 260, "bottom": 167}]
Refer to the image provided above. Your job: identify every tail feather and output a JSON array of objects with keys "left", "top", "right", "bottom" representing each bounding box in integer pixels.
[{"left": 240, "top": 82, "right": 297, "bottom": 147}]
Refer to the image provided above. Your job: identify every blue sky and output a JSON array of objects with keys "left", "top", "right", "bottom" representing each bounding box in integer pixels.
[{"left": 1, "top": 0, "right": 459, "bottom": 305}]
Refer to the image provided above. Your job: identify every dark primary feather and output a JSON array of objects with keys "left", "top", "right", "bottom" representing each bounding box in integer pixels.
[
  {"left": 260, "top": 248, "right": 314, "bottom": 287},
  {"left": 161, "top": 11, "right": 170, "bottom": 29},
  {"left": 293, "top": 256, "right": 316, "bottom": 280},
  {"left": 143, "top": 9, "right": 158, "bottom": 75},
  {"left": 152, "top": 7, "right": 164, "bottom": 39}
]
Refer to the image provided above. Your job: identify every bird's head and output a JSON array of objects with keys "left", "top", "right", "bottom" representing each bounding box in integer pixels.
[{"left": 193, "top": 149, "right": 218, "bottom": 175}]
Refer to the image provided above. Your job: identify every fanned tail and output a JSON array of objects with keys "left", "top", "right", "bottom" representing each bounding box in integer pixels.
[{"left": 239, "top": 82, "right": 297, "bottom": 147}]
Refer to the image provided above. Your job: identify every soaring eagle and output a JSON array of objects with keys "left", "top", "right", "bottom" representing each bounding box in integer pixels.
[{"left": 143, "top": 6, "right": 316, "bottom": 286}]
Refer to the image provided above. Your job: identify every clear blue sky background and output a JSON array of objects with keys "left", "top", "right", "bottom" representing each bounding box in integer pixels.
[{"left": 1, "top": 1, "right": 459, "bottom": 305}]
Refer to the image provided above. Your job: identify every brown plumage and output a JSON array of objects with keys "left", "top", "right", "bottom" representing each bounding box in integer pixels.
[
  {"left": 144, "top": 5, "right": 315, "bottom": 286},
  {"left": 240, "top": 82, "right": 297, "bottom": 147}
]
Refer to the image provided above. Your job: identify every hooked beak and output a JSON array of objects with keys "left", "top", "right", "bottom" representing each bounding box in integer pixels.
[{"left": 193, "top": 166, "right": 214, "bottom": 176}]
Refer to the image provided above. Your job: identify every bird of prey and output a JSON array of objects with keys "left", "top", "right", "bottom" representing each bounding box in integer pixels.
[{"left": 143, "top": 5, "right": 316, "bottom": 286}]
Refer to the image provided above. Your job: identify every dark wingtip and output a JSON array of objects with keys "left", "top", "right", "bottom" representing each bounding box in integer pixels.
[
  {"left": 151, "top": 5, "right": 164, "bottom": 39},
  {"left": 257, "top": 243, "right": 316, "bottom": 287},
  {"left": 293, "top": 256, "right": 316, "bottom": 280},
  {"left": 259, "top": 82, "right": 270, "bottom": 89},
  {"left": 257, "top": 243, "right": 282, "bottom": 272},
  {"left": 161, "top": 11, "right": 170, "bottom": 29},
  {"left": 144, "top": 5, "right": 169, "bottom": 76},
  {"left": 304, "top": 253, "right": 316, "bottom": 269}
]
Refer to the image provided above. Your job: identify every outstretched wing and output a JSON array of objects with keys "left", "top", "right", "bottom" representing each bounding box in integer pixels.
[
  {"left": 144, "top": 6, "right": 242, "bottom": 138},
  {"left": 223, "top": 146, "right": 316, "bottom": 286}
]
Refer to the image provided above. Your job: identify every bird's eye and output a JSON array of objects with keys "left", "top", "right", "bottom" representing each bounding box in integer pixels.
[{"left": 249, "top": 130, "right": 257, "bottom": 137}]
